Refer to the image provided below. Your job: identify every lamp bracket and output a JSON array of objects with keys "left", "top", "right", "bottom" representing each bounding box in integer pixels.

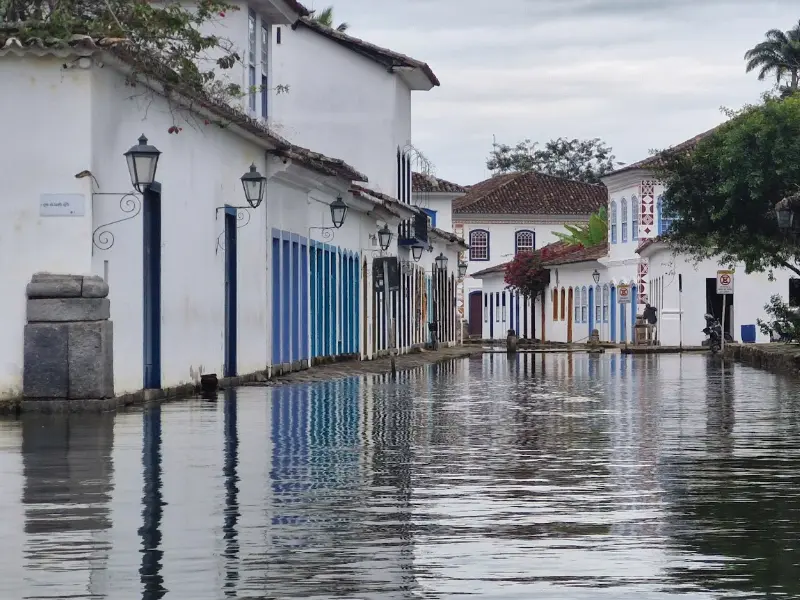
[
  {"left": 215, "top": 206, "right": 252, "bottom": 255},
  {"left": 308, "top": 226, "right": 336, "bottom": 243},
  {"left": 91, "top": 191, "right": 141, "bottom": 253}
]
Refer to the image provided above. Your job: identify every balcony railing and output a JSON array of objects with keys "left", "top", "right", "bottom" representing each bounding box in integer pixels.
[{"left": 398, "top": 212, "right": 429, "bottom": 246}]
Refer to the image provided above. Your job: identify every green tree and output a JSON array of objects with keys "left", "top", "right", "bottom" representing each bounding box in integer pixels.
[
  {"left": 0, "top": 0, "right": 240, "bottom": 95},
  {"left": 310, "top": 6, "right": 348, "bottom": 32},
  {"left": 656, "top": 95, "right": 800, "bottom": 276},
  {"left": 745, "top": 20, "right": 800, "bottom": 95},
  {"left": 553, "top": 206, "right": 607, "bottom": 247},
  {"left": 486, "top": 137, "right": 618, "bottom": 184}
]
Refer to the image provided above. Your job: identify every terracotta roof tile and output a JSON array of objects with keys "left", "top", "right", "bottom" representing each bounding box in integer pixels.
[
  {"left": 296, "top": 17, "right": 439, "bottom": 87},
  {"left": 607, "top": 127, "right": 720, "bottom": 177},
  {"left": 542, "top": 243, "right": 608, "bottom": 266},
  {"left": 453, "top": 172, "right": 606, "bottom": 216},
  {"left": 470, "top": 263, "right": 508, "bottom": 278},
  {"left": 412, "top": 172, "right": 466, "bottom": 193}
]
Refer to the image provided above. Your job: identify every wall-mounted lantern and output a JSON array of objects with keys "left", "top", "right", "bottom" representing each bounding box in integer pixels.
[
  {"left": 458, "top": 260, "right": 468, "bottom": 278},
  {"left": 330, "top": 195, "right": 348, "bottom": 229},
  {"left": 377, "top": 224, "right": 393, "bottom": 251},
  {"left": 775, "top": 193, "right": 800, "bottom": 231},
  {"left": 411, "top": 244, "right": 424, "bottom": 262},
  {"left": 124, "top": 134, "right": 161, "bottom": 193},
  {"left": 241, "top": 163, "right": 267, "bottom": 209},
  {"left": 435, "top": 252, "right": 448, "bottom": 271},
  {"left": 592, "top": 269, "right": 601, "bottom": 284}
]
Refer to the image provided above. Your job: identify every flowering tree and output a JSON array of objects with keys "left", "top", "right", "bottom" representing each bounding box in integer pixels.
[{"left": 504, "top": 251, "right": 550, "bottom": 299}]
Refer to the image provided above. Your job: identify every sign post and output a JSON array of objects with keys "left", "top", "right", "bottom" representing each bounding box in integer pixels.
[{"left": 716, "top": 270, "right": 734, "bottom": 353}]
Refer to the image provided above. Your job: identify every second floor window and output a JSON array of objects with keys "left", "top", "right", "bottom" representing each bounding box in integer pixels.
[
  {"left": 261, "top": 23, "right": 269, "bottom": 118},
  {"left": 515, "top": 230, "right": 535, "bottom": 254},
  {"left": 469, "top": 230, "right": 489, "bottom": 261},
  {"left": 248, "top": 9, "right": 257, "bottom": 112},
  {"left": 658, "top": 195, "right": 675, "bottom": 234},
  {"left": 621, "top": 198, "right": 628, "bottom": 243},
  {"left": 610, "top": 201, "right": 617, "bottom": 244},
  {"left": 631, "top": 195, "right": 639, "bottom": 241}
]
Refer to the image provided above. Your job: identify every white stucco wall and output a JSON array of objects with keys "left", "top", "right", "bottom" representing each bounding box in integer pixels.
[
  {"left": 419, "top": 192, "right": 462, "bottom": 233},
  {"left": 270, "top": 23, "right": 412, "bottom": 195},
  {"left": 0, "top": 57, "right": 95, "bottom": 398},
  {"left": 644, "top": 245, "right": 793, "bottom": 347},
  {"left": 544, "top": 263, "right": 608, "bottom": 344},
  {"left": 459, "top": 217, "right": 590, "bottom": 298}
]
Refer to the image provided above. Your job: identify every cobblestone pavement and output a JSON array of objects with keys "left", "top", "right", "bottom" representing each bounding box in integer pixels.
[{"left": 250, "top": 346, "right": 483, "bottom": 386}]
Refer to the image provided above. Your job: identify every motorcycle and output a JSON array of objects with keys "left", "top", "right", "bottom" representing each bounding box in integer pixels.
[{"left": 703, "top": 314, "right": 733, "bottom": 354}]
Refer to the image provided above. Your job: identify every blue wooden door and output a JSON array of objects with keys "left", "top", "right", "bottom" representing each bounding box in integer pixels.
[
  {"left": 143, "top": 184, "right": 162, "bottom": 389},
  {"left": 610, "top": 286, "right": 617, "bottom": 342},
  {"left": 588, "top": 287, "right": 595, "bottom": 334},
  {"left": 224, "top": 208, "right": 238, "bottom": 377}
]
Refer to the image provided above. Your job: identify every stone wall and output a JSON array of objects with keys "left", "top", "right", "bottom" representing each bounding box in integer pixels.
[
  {"left": 23, "top": 273, "right": 114, "bottom": 410},
  {"left": 724, "top": 343, "right": 800, "bottom": 375}
]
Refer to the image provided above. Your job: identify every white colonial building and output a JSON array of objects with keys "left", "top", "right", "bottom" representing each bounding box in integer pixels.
[
  {"left": 0, "top": 0, "right": 465, "bottom": 402},
  {"left": 455, "top": 171, "right": 606, "bottom": 337}
]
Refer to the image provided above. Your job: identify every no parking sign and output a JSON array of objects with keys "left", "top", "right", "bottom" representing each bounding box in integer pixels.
[
  {"left": 716, "top": 270, "right": 734, "bottom": 295},
  {"left": 618, "top": 284, "right": 632, "bottom": 304}
]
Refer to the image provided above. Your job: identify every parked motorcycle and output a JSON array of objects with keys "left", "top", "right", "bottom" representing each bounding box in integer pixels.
[{"left": 703, "top": 314, "right": 733, "bottom": 354}]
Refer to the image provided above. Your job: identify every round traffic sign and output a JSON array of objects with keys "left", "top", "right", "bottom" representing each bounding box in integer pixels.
[{"left": 720, "top": 274, "right": 731, "bottom": 285}]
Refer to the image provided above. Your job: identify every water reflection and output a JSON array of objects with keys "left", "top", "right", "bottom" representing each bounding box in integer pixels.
[
  {"left": 140, "top": 403, "right": 166, "bottom": 599},
  {"left": 21, "top": 413, "right": 115, "bottom": 598},
  {"left": 5, "top": 354, "right": 800, "bottom": 598}
]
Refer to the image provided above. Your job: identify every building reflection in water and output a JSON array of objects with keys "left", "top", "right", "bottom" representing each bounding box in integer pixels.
[
  {"left": 259, "top": 375, "right": 419, "bottom": 599},
  {"left": 21, "top": 412, "right": 115, "bottom": 598},
  {"left": 140, "top": 403, "right": 166, "bottom": 600},
  {"left": 222, "top": 389, "right": 240, "bottom": 598}
]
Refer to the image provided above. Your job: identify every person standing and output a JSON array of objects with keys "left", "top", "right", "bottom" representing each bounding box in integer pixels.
[{"left": 642, "top": 303, "right": 658, "bottom": 344}]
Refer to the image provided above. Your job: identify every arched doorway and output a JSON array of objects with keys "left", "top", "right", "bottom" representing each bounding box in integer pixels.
[{"left": 567, "top": 288, "right": 574, "bottom": 343}]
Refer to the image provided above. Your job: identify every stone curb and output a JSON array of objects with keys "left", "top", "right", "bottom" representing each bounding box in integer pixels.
[
  {"left": 724, "top": 343, "right": 800, "bottom": 376},
  {"left": 0, "top": 346, "right": 484, "bottom": 415}
]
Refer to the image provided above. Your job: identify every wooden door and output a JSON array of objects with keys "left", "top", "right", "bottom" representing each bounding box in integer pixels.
[{"left": 567, "top": 288, "right": 574, "bottom": 343}]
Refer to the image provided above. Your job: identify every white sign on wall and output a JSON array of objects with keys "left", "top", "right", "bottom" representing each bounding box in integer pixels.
[
  {"left": 40, "top": 194, "right": 86, "bottom": 217},
  {"left": 716, "top": 270, "right": 734, "bottom": 295},
  {"left": 618, "top": 284, "right": 632, "bottom": 304}
]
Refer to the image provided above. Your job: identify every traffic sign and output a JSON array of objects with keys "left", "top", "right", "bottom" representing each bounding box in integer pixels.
[
  {"left": 618, "top": 284, "right": 632, "bottom": 304},
  {"left": 716, "top": 270, "right": 734, "bottom": 295}
]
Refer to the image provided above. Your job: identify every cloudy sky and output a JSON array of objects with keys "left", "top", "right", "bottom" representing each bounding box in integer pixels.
[{"left": 306, "top": 0, "right": 798, "bottom": 186}]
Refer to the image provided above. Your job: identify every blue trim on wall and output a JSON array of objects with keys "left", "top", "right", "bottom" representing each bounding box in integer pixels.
[
  {"left": 142, "top": 187, "right": 162, "bottom": 389},
  {"left": 281, "top": 239, "right": 291, "bottom": 363},
  {"left": 631, "top": 285, "right": 638, "bottom": 336},
  {"left": 291, "top": 240, "right": 300, "bottom": 362},
  {"left": 620, "top": 290, "right": 627, "bottom": 343},
  {"left": 610, "top": 286, "right": 617, "bottom": 342},
  {"left": 422, "top": 208, "right": 437, "bottom": 228},
  {"left": 272, "top": 236, "right": 281, "bottom": 365},
  {"left": 224, "top": 209, "right": 238, "bottom": 377},
  {"left": 588, "top": 286, "right": 595, "bottom": 334}
]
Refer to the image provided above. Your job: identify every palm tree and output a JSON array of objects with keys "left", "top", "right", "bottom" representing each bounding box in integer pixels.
[
  {"left": 745, "top": 21, "right": 800, "bottom": 93},
  {"left": 310, "top": 6, "right": 349, "bottom": 32},
  {"left": 554, "top": 207, "right": 607, "bottom": 247}
]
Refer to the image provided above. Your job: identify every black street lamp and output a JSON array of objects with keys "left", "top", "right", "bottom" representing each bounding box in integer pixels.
[
  {"left": 330, "top": 196, "right": 348, "bottom": 229},
  {"left": 458, "top": 260, "right": 468, "bottom": 278},
  {"left": 435, "top": 252, "right": 448, "bottom": 271},
  {"left": 411, "top": 244, "right": 424, "bottom": 262},
  {"left": 241, "top": 163, "right": 267, "bottom": 209},
  {"left": 124, "top": 134, "right": 161, "bottom": 193},
  {"left": 377, "top": 224, "right": 393, "bottom": 251},
  {"left": 592, "top": 269, "right": 601, "bottom": 284}
]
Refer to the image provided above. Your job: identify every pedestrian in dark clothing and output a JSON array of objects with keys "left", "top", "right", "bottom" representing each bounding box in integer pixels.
[{"left": 643, "top": 303, "right": 657, "bottom": 325}]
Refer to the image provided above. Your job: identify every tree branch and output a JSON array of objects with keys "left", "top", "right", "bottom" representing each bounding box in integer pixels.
[{"left": 778, "top": 259, "right": 800, "bottom": 277}]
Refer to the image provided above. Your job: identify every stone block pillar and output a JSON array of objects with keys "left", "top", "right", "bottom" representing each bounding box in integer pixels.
[{"left": 23, "top": 273, "right": 114, "bottom": 405}]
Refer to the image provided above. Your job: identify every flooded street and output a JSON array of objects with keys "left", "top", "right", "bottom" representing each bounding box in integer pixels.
[{"left": 2, "top": 353, "right": 800, "bottom": 599}]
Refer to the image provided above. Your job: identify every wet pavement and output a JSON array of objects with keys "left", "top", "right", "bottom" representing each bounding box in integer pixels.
[{"left": 1, "top": 353, "right": 800, "bottom": 599}]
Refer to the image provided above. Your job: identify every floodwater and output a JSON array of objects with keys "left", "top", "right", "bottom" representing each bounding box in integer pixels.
[{"left": 1, "top": 353, "right": 800, "bottom": 599}]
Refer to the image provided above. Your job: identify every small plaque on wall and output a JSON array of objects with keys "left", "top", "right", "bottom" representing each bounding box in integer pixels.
[{"left": 40, "top": 194, "right": 86, "bottom": 217}]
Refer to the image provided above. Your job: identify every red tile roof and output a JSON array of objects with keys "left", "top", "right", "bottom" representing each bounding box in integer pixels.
[
  {"left": 412, "top": 172, "right": 466, "bottom": 194},
  {"left": 607, "top": 127, "right": 720, "bottom": 177},
  {"left": 284, "top": 0, "right": 311, "bottom": 16},
  {"left": 470, "top": 263, "right": 508, "bottom": 278},
  {"left": 452, "top": 172, "right": 606, "bottom": 216},
  {"left": 295, "top": 18, "right": 439, "bottom": 87},
  {"left": 542, "top": 242, "right": 608, "bottom": 266}
]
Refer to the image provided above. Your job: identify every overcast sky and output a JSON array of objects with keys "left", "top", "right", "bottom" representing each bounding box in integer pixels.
[{"left": 306, "top": 0, "right": 798, "bottom": 186}]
